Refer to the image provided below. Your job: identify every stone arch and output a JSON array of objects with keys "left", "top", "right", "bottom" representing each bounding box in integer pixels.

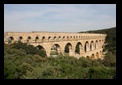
[
  {"left": 58, "top": 36, "right": 61, "bottom": 39},
  {"left": 48, "top": 36, "right": 51, "bottom": 41},
  {"left": 36, "top": 45, "right": 47, "bottom": 57},
  {"left": 50, "top": 44, "right": 61, "bottom": 57},
  {"left": 91, "top": 54, "right": 95, "bottom": 59},
  {"left": 84, "top": 41, "right": 89, "bottom": 53},
  {"left": 64, "top": 42, "right": 72, "bottom": 56},
  {"left": 62, "top": 36, "right": 65, "bottom": 41},
  {"left": 99, "top": 40, "right": 101, "bottom": 47},
  {"left": 27, "top": 36, "right": 31, "bottom": 42},
  {"left": 100, "top": 51, "right": 102, "bottom": 55},
  {"left": 95, "top": 40, "right": 99, "bottom": 49},
  {"left": 90, "top": 41, "right": 94, "bottom": 51},
  {"left": 96, "top": 52, "right": 99, "bottom": 59},
  {"left": 101, "top": 39, "right": 104, "bottom": 46},
  {"left": 18, "top": 36, "right": 23, "bottom": 42},
  {"left": 35, "top": 36, "right": 39, "bottom": 42},
  {"left": 54, "top": 36, "right": 56, "bottom": 40},
  {"left": 42, "top": 36, "right": 45, "bottom": 42},
  {"left": 75, "top": 42, "right": 82, "bottom": 54},
  {"left": 86, "top": 56, "right": 90, "bottom": 58},
  {"left": 58, "top": 36, "right": 61, "bottom": 40},
  {"left": 67, "top": 36, "right": 69, "bottom": 40},
  {"left": 73, "top": 36, "right": 75, "bottom": 38},
  {"left": 67, "top": 36, "right": 69, "bottom": 38},
  {"left": 8, "top": 36, "right": 14, "bottom": 43}
]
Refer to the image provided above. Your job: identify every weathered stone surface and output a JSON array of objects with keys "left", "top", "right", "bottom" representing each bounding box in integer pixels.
[{"left": 4, "top": 31, "right": 107, "bottom": 59}]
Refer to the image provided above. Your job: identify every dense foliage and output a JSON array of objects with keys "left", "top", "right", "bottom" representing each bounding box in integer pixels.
[{"left": 4, "top": 27, "right": 116, "bottom": 79}]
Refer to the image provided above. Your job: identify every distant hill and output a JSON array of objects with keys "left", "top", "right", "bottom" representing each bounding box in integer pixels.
[{"left": 80, "top": 27, "right": 116, "bottom": 54}]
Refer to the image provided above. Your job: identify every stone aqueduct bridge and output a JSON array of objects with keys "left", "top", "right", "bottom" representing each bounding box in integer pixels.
[{"left": 4, "top": 32, "right": 107, "bottom": 59}]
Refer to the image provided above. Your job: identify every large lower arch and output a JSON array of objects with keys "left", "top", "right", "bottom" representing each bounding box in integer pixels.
[
  {"left": 50, "top": 44, "right": 61, "bottom": 57},
  {"left": 64, "top": 42, "right": 72, "bottom": 56},
  {"left": 90, "top": 41, "right": 94, "bottom": 51},
  {"left": 84, "top": 41, "right": 89, "bottom": 53},
  {"left": 75, "top": 42, "right": 82, "bottom": 54},
  {"left": 36, "top": 45, "right": 47, "bottom": 57},
  {"left": 8, "top": 37, "right": 14, "bottom": 43}
]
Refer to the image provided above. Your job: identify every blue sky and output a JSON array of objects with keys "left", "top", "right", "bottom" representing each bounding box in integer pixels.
[{"left": 4, "top": 4, "right": 116, "bottom": 32}]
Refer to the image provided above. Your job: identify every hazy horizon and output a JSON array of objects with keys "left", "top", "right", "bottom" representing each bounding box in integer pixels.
[{"left": 4, "top": 26, "right": 116, "bottom": 33}]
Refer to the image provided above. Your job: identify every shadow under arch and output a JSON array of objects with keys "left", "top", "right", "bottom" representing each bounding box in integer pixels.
[
  {"left": 27, "top": 36, "right": 31, "bottom": 43},
  {"left": 96, "top": 52, "right": 99, "bottom": 59},
  {"left": 8, "top": 36, "right": 14, "bottom": 43},
  {"left": 75, "top": 42, "right": 82, "bottom": 54},
  {"left": 84, "top": 41, "right": 89, "bottom": 53},
  {"left": 90, "top": 41, "right": 94, "bottom": 51},
  {"left": 64, "top": 42, "right": 72, "bottom": 56},
  {"left": 36, "top": 45, "right": 47, "bottom": 57},
  {"left": 35, "top": 36, "right": 39, "bottom": 42},
  {"left": 91, "top": 54, "right": 95, "bottom": 59},
  {"left": 50, "top": 44, "right": 62, "bottom": 57},
  {"left": 18, "top": 36, "right": 23, "bottom": 42},
  {"left": 95, "top": 40, "right": 99, "bottom": 49}
]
